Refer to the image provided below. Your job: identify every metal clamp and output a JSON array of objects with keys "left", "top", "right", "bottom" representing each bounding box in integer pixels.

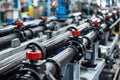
[
  {"left": 82, "top": 36, "right": 91, "bottom": 48},
  {"left": 14, "top": 29, "right": 27, "bottom": 42},
  {"left": 17, "top": 68, "right": 41, "bottom": 80},
  {"left": 27, "top": 28, "right": 34, "bottom": 38},
  {"left": 67, "top": 37, "right": 85, "bottom": 62}
]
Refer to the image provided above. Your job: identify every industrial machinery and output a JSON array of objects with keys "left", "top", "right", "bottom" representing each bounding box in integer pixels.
[
  {"left": 15, "top": 12, "right": 120, "bottom": 80},
  {"left": 0, "top": 12, "right": 91, "bottom": 79},
  {"left": 0, "top": 4, "right": 120, "bottom": 80},
  {"left": 0, "top": 12, "right": 89, "bottom": 49},
  {"left": 0, "top": 20, "right": 90, "bottom": 79},
  {"left": 0, "top": 8, "right": 119, "bottom": 80}
]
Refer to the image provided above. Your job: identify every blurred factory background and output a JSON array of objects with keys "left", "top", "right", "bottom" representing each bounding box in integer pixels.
[{"left": 0, "top": 0, "right": 119, "bottom": 26}]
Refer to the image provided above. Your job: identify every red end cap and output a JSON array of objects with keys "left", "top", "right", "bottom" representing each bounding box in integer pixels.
[
  {"left": 41, "top": 17, "right": 47, "bottom": 21},
  {"left": 26, "top": 50, "right": 42, "bottom": 60},
  {"left": 71, "top": 31, "right": 81, "bottom": 36},
  {"left": 112, "top": 12, "right": 115, "bottom": 15},
  {"left": 105, "top": 15, "right": 110, "bottom": 19},
  {"left": 93, "top": 20, "right": 100, "bottom": 25},
  {"left": 15, "top": 22, "right": 23, "bottom": 27}
]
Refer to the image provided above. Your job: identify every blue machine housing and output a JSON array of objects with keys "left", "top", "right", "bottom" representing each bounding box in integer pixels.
[
  {"left": 56, "top": 0, "right": 69, "bottom": 19},
  {"left": 7, "top": 19, "right": 18, "bottom": 25}
]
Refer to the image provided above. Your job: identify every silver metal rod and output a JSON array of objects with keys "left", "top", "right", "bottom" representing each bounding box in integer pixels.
[
  {"left": 110, "top": 18, "right": 120, "bottom": 29},
  {"left": 108, "top": 34, "right": 119, "bottom": 56}
]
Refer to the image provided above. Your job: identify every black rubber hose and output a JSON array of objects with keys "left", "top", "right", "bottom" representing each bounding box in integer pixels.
[
  {"left": 0, "top": 20, "right": 43, "bottom": 37},
  {"left": 0, "top": 34, "right": 18, "bottom": 47},
  {"left": 0, "top": 26, "right": 44, "bottom": 47},
  {"left": 0, "top": 26, "right": 16, "bottom": 37}
]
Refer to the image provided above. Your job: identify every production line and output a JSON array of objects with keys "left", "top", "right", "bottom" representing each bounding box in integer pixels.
[
  {"left": 15, "top": 11, "right": 120, "bottom": 80},
  {"left": 0, "top": 0, "right": 120, "bottom": 80},
  {"left": 0, "top": 18, "right": 90, "bottom": 75},
  {"left": 0, "top": 8, "right": 119, "bottom": 80}
]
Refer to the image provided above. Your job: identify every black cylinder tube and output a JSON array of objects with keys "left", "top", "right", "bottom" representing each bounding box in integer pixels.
[
  {"left": 46, "top": 47, "right": 76, "bottom": 75},
  {"left": 0, "top": 26, "right": 44, "bottom": 47},
  {"left": 0, "top": 20, "right": 43, "bottom": 37},
  {"left": 0, "top": 34, "right": 18, "bottom": 47},
  {"left": 0, "top": 26, "right": 16, "bottom": 37}
]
